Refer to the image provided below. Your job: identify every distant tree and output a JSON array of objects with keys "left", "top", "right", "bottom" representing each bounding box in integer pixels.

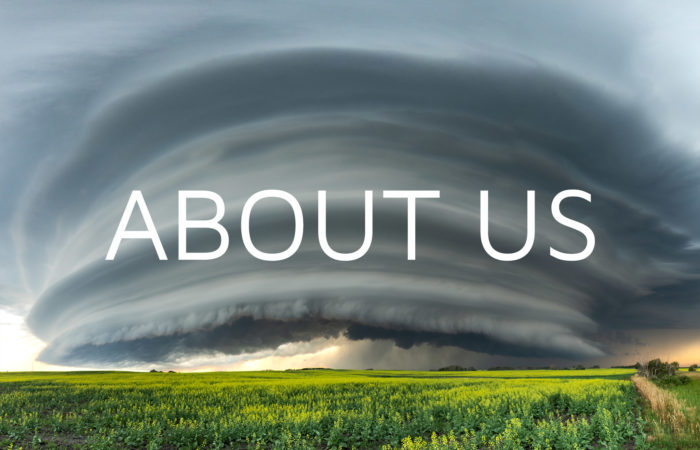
[
  {"left": 437, "top": 365, "right": 475, "bottom": 371},
  {"left": 689, "top": 364, "right": 698, "bottom": 372},
  {"left": 639, "top": 358, "right": 679, "bottom": 379},
  {"left": 612, "top": 364, "right": 639, "bottom": 369},
  {"left": 574, "top": 364, "right": 585, "bottom": 370},
  {"left": 670, "top": 361, "right": 680, "bottom": 376},
  {"left": 590, "top": 365, "right": 600, "bottom": 369}
]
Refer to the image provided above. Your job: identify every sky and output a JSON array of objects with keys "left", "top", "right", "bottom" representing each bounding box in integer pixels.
[{"left": 1, "top": 1, "right": 700, "bottom": 371}]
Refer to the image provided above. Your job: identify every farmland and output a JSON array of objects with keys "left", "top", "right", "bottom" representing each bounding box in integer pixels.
[
  {"left": 639, "top": 369, "right": 700, "bottom": 448},
  {"left": 0, "top": 369, "right": 649, "bottom": 449}
]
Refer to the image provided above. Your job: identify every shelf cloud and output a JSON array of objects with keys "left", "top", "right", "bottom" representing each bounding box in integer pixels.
[{"left": 1, "top": 1, "right": 699, "bottom": 368}]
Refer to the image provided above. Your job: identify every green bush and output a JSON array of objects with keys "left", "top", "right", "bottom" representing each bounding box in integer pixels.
[
  {"left": 639, "top": 359, "right": 679, "bottom": 379},
  {"left": 655, "top": 375, "right": 691, "bottom": 388}
]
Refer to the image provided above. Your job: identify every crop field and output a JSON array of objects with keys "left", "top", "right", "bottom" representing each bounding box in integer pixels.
[{"left": 0, "top": 369, "right": 647, "bottom": 449}]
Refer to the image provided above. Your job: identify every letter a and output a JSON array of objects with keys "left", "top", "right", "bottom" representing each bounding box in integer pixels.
[{"left": 106, "top": 190, "right": 167, "bottom": 260}]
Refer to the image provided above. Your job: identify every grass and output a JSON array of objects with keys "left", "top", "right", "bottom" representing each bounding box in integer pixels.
[
  {"left": 0, "top": 368, "right": 644, "bottom": 449},
  {"left": 635, "top": 371, "right": 700, "bottom": 448},
  {"left": 632, "top": 375, "right": 685, "bottom": 433}
]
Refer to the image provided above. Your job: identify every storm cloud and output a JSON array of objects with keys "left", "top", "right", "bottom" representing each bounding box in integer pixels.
[{"left": 1, "top": 1, "right": 699, "bottom": 368}]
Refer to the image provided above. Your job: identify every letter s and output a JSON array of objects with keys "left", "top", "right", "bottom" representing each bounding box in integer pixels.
[{"left": 550, "top": 189, "right": 595, "bottom": 261}]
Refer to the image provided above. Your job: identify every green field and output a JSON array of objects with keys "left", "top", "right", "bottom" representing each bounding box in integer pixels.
[
  {"left": 647, "top": 371, "right": 700, "bottom": 449},
  {"left": 0, "top": 369, "right": 649, "bottom": 449}
]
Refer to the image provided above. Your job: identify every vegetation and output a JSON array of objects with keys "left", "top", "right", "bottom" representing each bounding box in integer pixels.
[
  {"left": 0, "top": 369, "right": 645, "bottom": 449},
  {"left": 632, "top": 375, "right": 685, "bottom": 434},
  {"left": 634, "top": 359, "right": 700, "bottom": 448},
  {"left": 638, "top": 359, "right": 680, "bottom": 379},
  {"left": 436, "top": 365, "right": 476, "bottom": 372},
  {"left": 664, "top": 371, "right": 700, "bottom": 444}
]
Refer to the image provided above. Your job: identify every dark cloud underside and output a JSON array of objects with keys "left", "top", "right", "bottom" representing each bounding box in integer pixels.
[{"left": 0, "top": 2, "right": 698, "bottom": 368}]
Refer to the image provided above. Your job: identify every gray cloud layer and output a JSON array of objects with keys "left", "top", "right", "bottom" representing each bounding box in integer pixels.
[{"left": 1, "top": 1, "right": 699, "bottom": 367}]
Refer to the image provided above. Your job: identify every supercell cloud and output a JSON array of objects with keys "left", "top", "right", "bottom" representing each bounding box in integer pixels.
[{"left": 1, "top": 1, "right": 699, "bottom": 368}]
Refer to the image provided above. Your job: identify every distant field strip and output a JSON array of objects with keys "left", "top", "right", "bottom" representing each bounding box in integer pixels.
[{"left": 0, "top": 369, "right": 645, "bottom": 449}]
